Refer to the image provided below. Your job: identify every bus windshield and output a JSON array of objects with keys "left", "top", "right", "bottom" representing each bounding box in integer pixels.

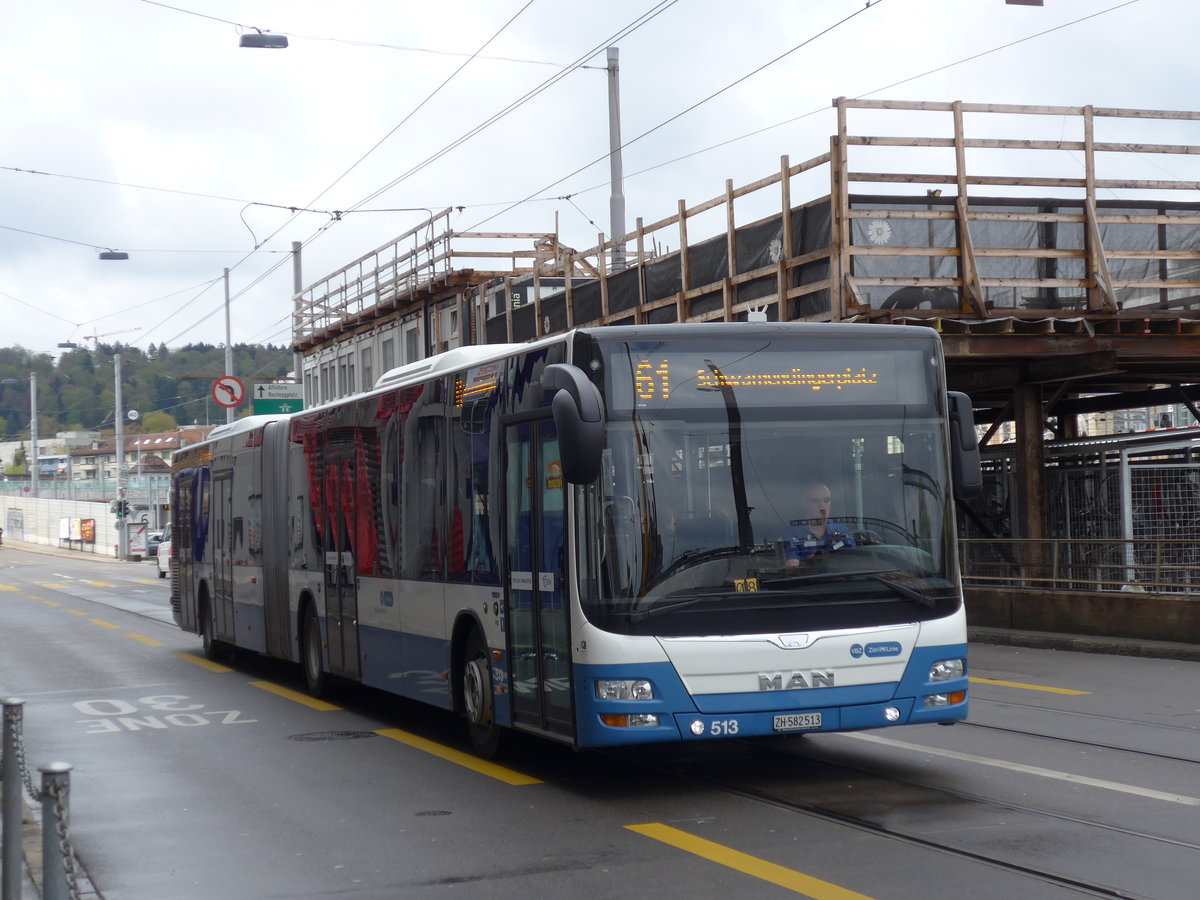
[{"left": 578, "top": 338, "right": 959, "bottom": 638}]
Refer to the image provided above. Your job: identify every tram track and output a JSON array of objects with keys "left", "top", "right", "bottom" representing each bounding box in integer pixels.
[
  {"left": 962, "top": 698, "right": 1200, "bottom": 766},
  {"left": 609, "top": 734, "right": 1192, "bottom": 900},
  {"left": 957, "top": 718, "right": 1200, "bottom": 766}
]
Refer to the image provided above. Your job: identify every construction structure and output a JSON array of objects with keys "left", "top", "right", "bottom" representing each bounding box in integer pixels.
[{"left": 291, "top": 98, "right": 1200, "bottom": 572}]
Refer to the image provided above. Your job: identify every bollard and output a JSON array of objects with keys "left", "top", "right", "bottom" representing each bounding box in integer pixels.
[
  {"left": 2, "top": 699, "right": 25, "bottom": 900},
  {"left": 38, "top": 763, "right": 74, "bottom": 900}
]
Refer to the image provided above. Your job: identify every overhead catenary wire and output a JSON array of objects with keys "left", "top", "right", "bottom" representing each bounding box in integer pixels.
[
  {"left": 145, "top": 0, "right": 546, "bottom": 349},
  {"left": 149, "top": 1, "right": 683, "bottom": 350},
  {"left": 463, "top": 0, "right": 888, "bottom": 234},
  {"left": 11, "top": 0, "right": 1149, "bottom": 359},
  {"left": 164, "top": 0, "right": 1140, "bottom": 351},
  {"left": 463, "top": 0, "right": 1146, "bottom": 215}
]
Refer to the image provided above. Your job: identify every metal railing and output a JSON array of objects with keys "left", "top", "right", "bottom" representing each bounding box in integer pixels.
[{"left": 961, "top": 538, "right": 1200, "bottom": 593}]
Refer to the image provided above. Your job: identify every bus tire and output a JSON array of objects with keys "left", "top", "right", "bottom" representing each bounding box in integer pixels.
[
  {"left": 461, "top": 626, "right": 504, "bottom": 759},
  {"left": 199, "top": 592, "right": 224, "bottom": 662},
  {"left": 301, "top": 603, "right": 328, "bottom": 698}
]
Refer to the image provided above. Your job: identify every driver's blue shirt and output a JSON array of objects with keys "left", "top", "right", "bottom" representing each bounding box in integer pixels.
[{"left": 786, "top": 520, "right": 855, "bottom": 561}]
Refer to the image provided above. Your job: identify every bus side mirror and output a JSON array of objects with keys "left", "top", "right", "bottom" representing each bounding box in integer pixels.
[
  {"left": 543, "top": 363, "right": 605, "bottom": 484},
  {"left": 948, "top": 391, "right": 982, "bottom": 500}
]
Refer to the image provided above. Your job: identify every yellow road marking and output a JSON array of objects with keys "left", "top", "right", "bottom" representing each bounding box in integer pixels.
[
  {"left": 131, "top": 579, "right": 160, "bottom": 585},
  {"left": 177, "top": 653, "right": 233, "bottom": 673},
  {"left": 40, "top": 583, "right": 68, "bottom": 589},
  {"left": 376, "top": 728, "right": 542, "bottom": 786},
  {"left": 82, "top": 581, "right": 115, "bottom": 587},
  {"left": 0, "top": 585, "right": 21, "bottom": 592},
  {"left": 969, "top": 676, "right": 1090, "bottom": 696},
  {"left": 90, "top": 619, "right": 120, "bottom": 630},
  {"left": 126, "top": 633, "right": 163, "bottom": 647},
  {"left": 249, "top": 681, "right": 341, "bottom": 711},
  {"left": 43, "top": 600, "right": 61, "bottom": 607},
  {"left": 65, "top": 609, "right": 87, "bottom": 616},
  {"left": 626, "top": 823, "right": 874, "bottom": 898}
]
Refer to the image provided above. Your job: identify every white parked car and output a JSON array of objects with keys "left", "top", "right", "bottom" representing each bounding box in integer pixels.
[{"left": 156, "top": 525, "right": 173, "bottom": 579}]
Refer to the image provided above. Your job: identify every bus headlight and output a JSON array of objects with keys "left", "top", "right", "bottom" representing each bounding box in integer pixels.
[
  {"left": 924, "top": 691, "right": 967, "bottom": 707},
  {"left": 595, "top": 679, "right": 655, "bottom": 701},
  {"left": 929, "top": 659, "right": 965, "bottom": 682},
  {"left": 600, "top": 713, "right": 660, "bottom": 728}
]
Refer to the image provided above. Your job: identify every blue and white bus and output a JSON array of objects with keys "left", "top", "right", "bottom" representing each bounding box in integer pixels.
[{"left": 170, "top": 323, "right": 980, "bottom": 756}]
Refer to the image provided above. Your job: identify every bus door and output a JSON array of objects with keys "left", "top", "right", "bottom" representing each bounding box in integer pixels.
[
  {"left": 261, "top": 421, "right": 292, "bottom": 658},
  {"left": 323, "top": 438, "right": 361, "bottom": 680},
  {"left": 505, "top": 417, "right": 573, "bottom": 739},
  {"left": 175, "top": 474, "right": 196, "bottom": 633},
  {"left": 212, "top": 470, "right": 235, "bottom": 642}
]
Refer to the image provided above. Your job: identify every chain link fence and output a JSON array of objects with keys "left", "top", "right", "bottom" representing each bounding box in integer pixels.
[{"left": 962, "top": 432, "right": 1200, "bottom": 594}]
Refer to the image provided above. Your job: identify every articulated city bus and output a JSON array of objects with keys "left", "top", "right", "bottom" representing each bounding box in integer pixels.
[{"left": 170, "top": 323, "right": 980, "bottom": 756}]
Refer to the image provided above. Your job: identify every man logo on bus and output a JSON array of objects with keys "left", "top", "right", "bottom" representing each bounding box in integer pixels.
[{"left": 758, "top": 670, "right": 835, "bottom": 691}]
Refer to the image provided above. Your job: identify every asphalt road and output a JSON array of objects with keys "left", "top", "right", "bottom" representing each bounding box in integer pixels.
[{"left": 2, "top": 544, "right": 1198, "bottom": 899}]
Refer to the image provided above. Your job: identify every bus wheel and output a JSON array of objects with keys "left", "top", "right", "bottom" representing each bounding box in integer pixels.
[
  {"left": 302, "top": 604, "right": 327, "bottom": 698},
  {"left": 462, "top": 627, "right": 504, "bottom": 759},
  {"left": 199, "top": 594, "right": 222, "bottom": 662}
]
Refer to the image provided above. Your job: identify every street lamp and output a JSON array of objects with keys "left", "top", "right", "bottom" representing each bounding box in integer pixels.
[
  {"left": 98, "top": 250, "right": 129, "bottom": 260},
  {"left": 240, "top": 31, "right": 288, "bottom": 48}
]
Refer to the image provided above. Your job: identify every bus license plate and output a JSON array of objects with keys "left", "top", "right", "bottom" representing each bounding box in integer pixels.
[{"left": 773, "top": 713, "right": 822, "bottom": 732}]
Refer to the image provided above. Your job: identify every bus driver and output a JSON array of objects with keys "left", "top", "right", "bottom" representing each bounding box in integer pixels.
[{"left": 785, "top": 480, "right": 855, "bottom": 568}]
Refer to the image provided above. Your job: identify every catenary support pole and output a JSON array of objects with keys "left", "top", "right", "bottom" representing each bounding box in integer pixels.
[
  {"left": 224, "top": 268, "right": 234, "bottom": 425},
  {"left": 607, "top": 46, "right": 627, "bottom": 272}
]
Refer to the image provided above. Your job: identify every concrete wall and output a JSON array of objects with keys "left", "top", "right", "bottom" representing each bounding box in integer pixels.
[
  {"left": 967, "top": 587, "right": 1200, "bottom": 644},
  {"left": 2, "top": 496, "right": 121, "bottom": 558}
]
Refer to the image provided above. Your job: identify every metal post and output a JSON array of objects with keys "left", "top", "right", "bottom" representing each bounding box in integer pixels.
[
  {"left": 115, "top": 355, "right": 128, "bottom": 561},
  {"left": 38, "top": 763, "right": 72, "bottom": 900},
  {"left": 606, "top": 46, "right": 627, "bottom": 272},
  {"left": 29, "top": 373, "right": 38, "bottom": 498},
  {"left": 224, "top": 268, "right": 234, "bottom": 425},
  {"left": 2, "top": 699, "right": 24, "bottom": 900},
  {"left": 292, "top": 242, "right": 305, "bottom": 397}
]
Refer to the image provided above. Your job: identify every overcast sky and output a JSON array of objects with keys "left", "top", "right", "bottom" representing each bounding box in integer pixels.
[{"left": 2, "top": 0, "right": 1194, "bottom": 362}]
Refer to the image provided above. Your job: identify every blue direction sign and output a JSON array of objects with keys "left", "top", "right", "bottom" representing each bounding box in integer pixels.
[{"left": 252, "top": 381, "right": 304, "bottom": 415}]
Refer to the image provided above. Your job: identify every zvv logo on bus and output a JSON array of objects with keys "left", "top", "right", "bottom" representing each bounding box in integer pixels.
[{"left": 74, "top": 695, "right": 257, "bottom": 733}]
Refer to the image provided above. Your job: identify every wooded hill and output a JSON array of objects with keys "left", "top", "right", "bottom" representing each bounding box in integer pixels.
[{"left": 0, "top": 342, "right": 293, "bottom": 442}]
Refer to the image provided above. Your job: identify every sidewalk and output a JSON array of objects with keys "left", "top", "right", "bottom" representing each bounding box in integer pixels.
[
  {"left": 0, "top": 791, "right": 42, "bottom": 899},
  {"left": 969, "top": 625, "right": 1200, "bottom": 663},
  {"left": 2, "top": 536, "right": 153, "bottom": 567}
]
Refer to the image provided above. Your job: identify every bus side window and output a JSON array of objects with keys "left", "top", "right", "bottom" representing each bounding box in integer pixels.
[{"left": 414, "top": 412, "right": 445, "bottom": 580}]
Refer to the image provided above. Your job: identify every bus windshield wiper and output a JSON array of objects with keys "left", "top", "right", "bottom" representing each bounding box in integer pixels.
[
  {"left": 659, "top": 545, "right": 744, "bottom": 579},
  {"left": 768, "top": 569, "right": 937, "bottom": 608},
  {"left": 865, "top": 572, "right": 936, "bottom": 608},
  {"left": 628, "top": 586, "right": 767, "bottom": 623}
]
